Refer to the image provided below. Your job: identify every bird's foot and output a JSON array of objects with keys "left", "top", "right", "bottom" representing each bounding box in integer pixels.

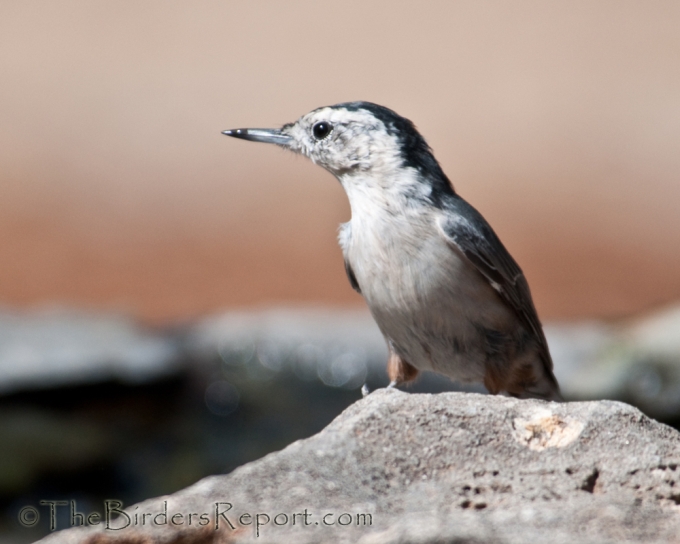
[{"left": 362, "top": 381, "right": 401, "bottom": 397}]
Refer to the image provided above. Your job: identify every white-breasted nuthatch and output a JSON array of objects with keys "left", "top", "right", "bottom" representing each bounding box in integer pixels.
[{"left": 223, "top": 102, "right": 562, "bottom": 401}]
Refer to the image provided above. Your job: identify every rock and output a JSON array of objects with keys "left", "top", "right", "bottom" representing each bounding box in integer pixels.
[
  {"left": 187, "top": 304, "right": 680, "bottom": 418},
  {"left": 549, "top": 304, "right": 680, "bottom": 418},
  {"left": 5, "top": 303, "right": 680, "bottom": 409},
  {"left": 187, "top": 307, "right": 388, "bottom": 390},
  {"left": 35, "top": 390, "right": 680, "bottom": 544},
  {"left": 0, "top": 309, "right": 181, "bottom": 394}
]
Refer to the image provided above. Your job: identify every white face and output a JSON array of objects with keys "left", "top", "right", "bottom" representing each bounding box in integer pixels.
[{"left": 282, "top": 107, "right": 403, "bottom": 176}]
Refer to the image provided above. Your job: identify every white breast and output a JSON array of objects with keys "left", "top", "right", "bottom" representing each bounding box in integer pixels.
[
  {"left": 339, "top": 170, "right": 459, "bottom": 307},
  {"left": 337, "top": 169, "right": 513, "bottom": 381}
]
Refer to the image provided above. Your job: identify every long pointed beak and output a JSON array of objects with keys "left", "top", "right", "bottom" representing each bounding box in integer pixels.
[{"left": 222, "top": 128, "right": 292, "bottom": 146}]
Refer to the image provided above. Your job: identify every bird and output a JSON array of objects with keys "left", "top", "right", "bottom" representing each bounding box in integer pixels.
[{"left": 223, "top": 102, "right": 562, "bottom": 401}]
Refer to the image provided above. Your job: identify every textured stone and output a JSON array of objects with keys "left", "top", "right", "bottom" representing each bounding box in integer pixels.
[{"left": 37, "top": 390, "right": 680, "bottom": 544}]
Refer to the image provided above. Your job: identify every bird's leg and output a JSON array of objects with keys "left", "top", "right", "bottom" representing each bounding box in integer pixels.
[
  {"left": 387, "top": 346, "right": 419, "bottom": 388},
  {"left": 362, "top": 346, "right": 418, "bottom": 395},
  {"left": 483, "top": 361, "right": 505, "bottom": 396}
]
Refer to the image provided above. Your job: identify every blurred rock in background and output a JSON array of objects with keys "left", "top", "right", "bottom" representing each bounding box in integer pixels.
[
  {"left": 0, "top": 309, "right": 181, "bottom": 395},
  {"left": 552, "top": 304, "right": 680, "bottom": 421}
]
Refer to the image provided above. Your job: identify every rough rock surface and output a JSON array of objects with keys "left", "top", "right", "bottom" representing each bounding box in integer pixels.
[{"left": 38, "top": 390, "right": 680, "bottom": 544}]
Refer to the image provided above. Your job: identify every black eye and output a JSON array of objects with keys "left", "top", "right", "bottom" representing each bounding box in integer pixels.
[{"left": 312, "top": 121, "right": 332, "bottom": 140}]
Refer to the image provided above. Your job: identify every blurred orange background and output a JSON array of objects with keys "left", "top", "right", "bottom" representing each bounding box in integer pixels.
[{"left": 1, "top": 1, "right": 679, "bottom": 324}]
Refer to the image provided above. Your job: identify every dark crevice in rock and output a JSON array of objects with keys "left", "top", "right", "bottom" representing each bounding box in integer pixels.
[{"left": 581, "top": 468, "right": 600, "bottom": 493}]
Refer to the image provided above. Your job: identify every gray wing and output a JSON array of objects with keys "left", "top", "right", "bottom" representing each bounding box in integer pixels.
[{"left": 436, "top": 198, "right": 552, "bottom": 364}]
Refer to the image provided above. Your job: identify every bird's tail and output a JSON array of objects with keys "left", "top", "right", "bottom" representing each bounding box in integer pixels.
[
  {"left": 505, "top": 352, "right": 564, "bottom": 402},
  {"left": 520, "top": 357, "right": 563, "bottom": 402}
]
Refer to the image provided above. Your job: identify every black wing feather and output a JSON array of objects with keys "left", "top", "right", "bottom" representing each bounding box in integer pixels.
[{"left": 344, "top": 260, "right": 361, "bottom": 294}]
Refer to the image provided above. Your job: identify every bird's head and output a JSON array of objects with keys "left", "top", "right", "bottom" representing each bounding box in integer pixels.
[{"left": 223, "top": 102, "right": 453, "bottom": 196}]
